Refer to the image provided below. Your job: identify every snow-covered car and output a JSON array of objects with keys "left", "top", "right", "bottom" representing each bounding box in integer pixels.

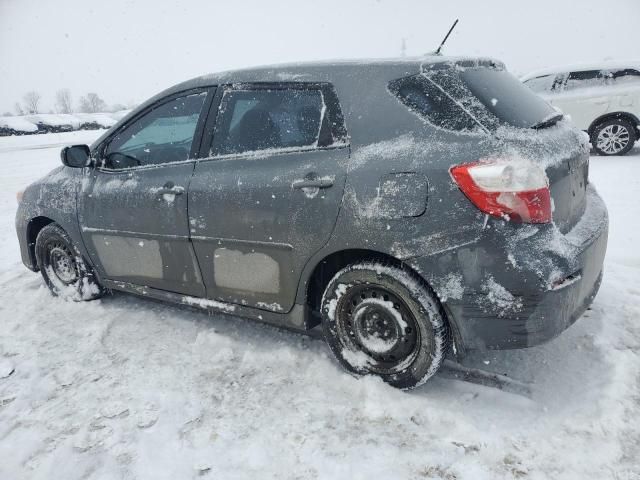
[
  {"left": 75, "top": 113, "right": 117, "bottom": 130},
  {"left": 25, "top": 114, "right": 76, "bottom": 134},
  {"left": 15, "top": 57, "right": 608, "bottom": 389},
  {"left": 521, "top": 62, "right": 640, "bottom": 156},
  {"left": 0, "top": 116, "right": 39, "bottom": 136}
]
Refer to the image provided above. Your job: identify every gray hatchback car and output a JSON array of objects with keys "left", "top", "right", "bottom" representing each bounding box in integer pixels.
[{"left": 16, "top": 56, "right": 608, "bottom": 389}]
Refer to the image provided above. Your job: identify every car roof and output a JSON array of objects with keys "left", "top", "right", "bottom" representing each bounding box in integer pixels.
[
  {"left": 520, "top": 60, "right": 640, "bottom": 81},
  {"left": 141, "top": 55, "right": 503, "bottom": 104}
]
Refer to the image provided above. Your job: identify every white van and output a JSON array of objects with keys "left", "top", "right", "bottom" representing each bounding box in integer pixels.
[{"left": 522, "top": 62, "right": 640, "bottom": 155}]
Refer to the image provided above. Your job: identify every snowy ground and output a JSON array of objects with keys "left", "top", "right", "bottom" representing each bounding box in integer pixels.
[{"left": 0, "top": 131, "right": 638, "bottom": 480}]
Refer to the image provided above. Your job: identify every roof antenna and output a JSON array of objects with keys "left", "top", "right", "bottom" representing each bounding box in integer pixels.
[{"left": 434, "top": 19, "right": 459, "bottom": 56}]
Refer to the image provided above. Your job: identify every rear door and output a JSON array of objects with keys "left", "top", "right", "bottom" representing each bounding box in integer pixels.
[
  {"left": 552, "top": 70, "right": 611, "bottom": 129},
  {"left": 79, "top": 89, "right": 213, "bottom": 296},
  {"left": 189, "top": 83, "right": 349, "bottom": 312}
]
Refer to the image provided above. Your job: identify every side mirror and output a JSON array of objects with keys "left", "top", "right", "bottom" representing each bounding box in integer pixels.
[{"left": 61, "top": 144, "right": 91, "bottom": 168}]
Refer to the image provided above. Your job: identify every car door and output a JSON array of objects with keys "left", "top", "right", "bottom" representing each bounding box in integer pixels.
[
  {"left": 552, "top": 70, "right": 610, "bottom": 129},
  {"left": 189, "top": 83, "right": 349, "bottom": 312},
  {"left": 79, "top": 88, "right": 214, "bottom": 296}
]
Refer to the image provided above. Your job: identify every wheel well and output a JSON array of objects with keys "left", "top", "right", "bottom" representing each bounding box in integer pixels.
[
  {"left": 306, "top": 249, "right": 400, "bottom": 313},
  {"left": 305, "top": 248, "right": 460, "bottom": 356},
  {"left": 588, "top": 112, "right": 640, "bottom": 137},
  {"left": 26, "top": 216, "right": 54, "bottom": 269}
]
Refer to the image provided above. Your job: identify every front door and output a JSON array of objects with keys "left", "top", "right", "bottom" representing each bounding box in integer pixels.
[
  {"left": 189, "top": 83, "right": 349, "bottom": 312},
  {"left": 79, "top": 89, "right": 212, "bottom": 296},
  {"left": 550, "top": 71, "right": 611, "bottom": 130}
]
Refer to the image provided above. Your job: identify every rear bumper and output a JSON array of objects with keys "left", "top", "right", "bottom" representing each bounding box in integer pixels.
[
  {"left": 447, "top": 229, "right": 606, "bottom": 350},
  {"left": 409, "top": 184, "right": 608, "bottom": 351}
]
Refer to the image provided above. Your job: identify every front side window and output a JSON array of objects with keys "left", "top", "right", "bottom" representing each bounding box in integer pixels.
[
  {"left": 524, "top": 74, "right": 557, "bottom": 93},
  {"left": 102, "top": 91, "right": 207, "bottom": 169},
  {"left": 213, "top": 87, "right": 332, "bottom": 156}
]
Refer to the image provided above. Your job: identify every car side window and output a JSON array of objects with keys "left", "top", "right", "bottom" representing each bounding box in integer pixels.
[
  {"left": 609, "top": 69, "right": 640, "bottom": 86},
  {"left": 523, "top": 75, "right": 557, "bottom": 94},
  {"left": 212, "top": 86, "right": 342, "bottom": 156},
  {"left": 389, "top": 74, "right": 486, "bottom": 132},
  {"left": 102, "top": 92, "right": 207, "bottom": 170},
  {"left": 564, "top": 70, "right": 606, "bottom": 92}
]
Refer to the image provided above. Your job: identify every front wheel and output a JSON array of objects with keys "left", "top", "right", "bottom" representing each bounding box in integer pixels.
[
  {"left": 591, "top": 118, "right": 636, "bottom": 156},
  {"left": 320, "top": 262, "right": 449, "bottom": 389},
  {"left": 35, "top": 223, "right": 104, "bottom": 301}
]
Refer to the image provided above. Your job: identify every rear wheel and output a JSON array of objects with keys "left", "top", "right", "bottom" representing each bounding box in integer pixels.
[
  {"left": 35, "top": 223, "right": 104, "bottom": 301},
  {"left": 591, "top": 118, "right": 636, "bottom": 156},
  {"left": 320, "top": 262, "right": 448, "bottom": 389}
]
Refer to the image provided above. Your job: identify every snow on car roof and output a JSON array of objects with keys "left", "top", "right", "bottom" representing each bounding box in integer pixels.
[
  {"left": 0, "top": 116, "right": 38, "bottom": 132},
  {"left": 521, "top": 60, "right": 640, "bottom": 81}
]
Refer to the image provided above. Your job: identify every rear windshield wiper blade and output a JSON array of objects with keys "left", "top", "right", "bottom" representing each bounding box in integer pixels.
[{"left": 531, "top": 112, "right": 564, "bottom": 130}]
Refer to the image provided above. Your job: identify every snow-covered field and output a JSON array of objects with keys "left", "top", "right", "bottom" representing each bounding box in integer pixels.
[{"left": 0, "top": 131, "right": 638, "bottom": 480}]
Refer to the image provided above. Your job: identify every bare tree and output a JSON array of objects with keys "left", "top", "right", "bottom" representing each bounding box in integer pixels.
[
  {"left": 23, "top": 91, "right": 41, "bottom": 114},
  {"left": 79, "top": 93, "right": 107, "bottom": 113},
  {"left": 14, "top": 103, "right": 24, "bottom": 115},
  {"left": 55, "top": 89, "right": 73, "bottom": 114}
]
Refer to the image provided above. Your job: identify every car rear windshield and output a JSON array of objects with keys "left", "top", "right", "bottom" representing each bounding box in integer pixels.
[{"left": 389, "top": 66, "right": 558, "bottom": 132}]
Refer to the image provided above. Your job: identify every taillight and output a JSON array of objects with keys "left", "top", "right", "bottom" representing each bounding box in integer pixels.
[{"left": 450, "top": 159, "right": 552, "bottom": 223}]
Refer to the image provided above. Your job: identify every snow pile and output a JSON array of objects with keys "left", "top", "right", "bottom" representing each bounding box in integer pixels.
[
  {"left": 1, "top": 112, "right": 126, "bottom": 136},
  {"left": 0, "top": 116, "right": 38, "bottom": 133},
  {"left": 492, "top": 119, "right": 590, "bottom": 169},
  {"left": 481, "top": 275, "right": 523, "bottom": 315},
  {"left": 75, "top": 113, "right": 118, "bottom": 128},
  {"left": 109, "top": 110, "right": 132, "bottom": 121},
  {"left": 181, "top": 295, "right": 236, "bottom": 313},
  {"left": 26, "top": 113, "right": 78, "bottom": 128},
  {"left": 436, "top": 273, "right": 465, "bottom": 301}
]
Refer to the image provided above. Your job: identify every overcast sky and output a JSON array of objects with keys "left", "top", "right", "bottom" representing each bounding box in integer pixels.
[{"left": 1, "top": 0, "right": 638, "bottom": 114}]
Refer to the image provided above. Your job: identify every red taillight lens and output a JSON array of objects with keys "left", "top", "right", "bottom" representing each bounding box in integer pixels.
[{"left": 450, "top": 160, "right": 552, "bottom": 223}]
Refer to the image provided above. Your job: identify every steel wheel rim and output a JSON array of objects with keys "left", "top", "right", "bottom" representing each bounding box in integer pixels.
[
  {"left": 597, "top": 124, "right": 630, "bottom": 154},
  {"left": 336, "top": 284, "right": 420, "bottom": 374},
  {"left": 48, "top": 243, "right": 78, "bottom": 284}
]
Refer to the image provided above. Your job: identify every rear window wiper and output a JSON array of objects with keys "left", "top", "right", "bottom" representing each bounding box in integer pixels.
[{"left": 531, "top": 112, "right": 564, "bottom": 130}]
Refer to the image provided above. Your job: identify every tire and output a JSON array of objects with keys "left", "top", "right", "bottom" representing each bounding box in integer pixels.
[
  {"left": 35, "top": 223, "right": 104, "bottom": 301},
  {"left": 320, "top": 262, "right": 449, "bottom": 389},
  {"left": 591, "top": 118, "right": 636, "bottom": 156}
]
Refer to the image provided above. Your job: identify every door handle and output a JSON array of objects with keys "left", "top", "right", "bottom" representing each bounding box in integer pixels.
[{"left": 292, "top": 178, "right": 334, "bottom": 189}]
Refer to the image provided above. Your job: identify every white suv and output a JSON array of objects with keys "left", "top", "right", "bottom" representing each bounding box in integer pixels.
[{"left": 522, "top": 62, "right": 640, "bottom": 155}]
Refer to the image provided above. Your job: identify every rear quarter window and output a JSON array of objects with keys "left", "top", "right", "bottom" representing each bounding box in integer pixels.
[
  {"left": 388, "top": 74, "right": 484, "bottom": 133},
  {"left": 390, "top": 67, "right": 557, "bottom": 132}
]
